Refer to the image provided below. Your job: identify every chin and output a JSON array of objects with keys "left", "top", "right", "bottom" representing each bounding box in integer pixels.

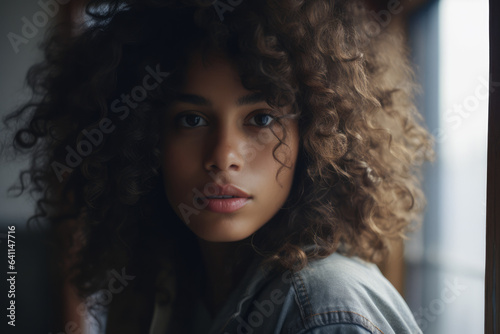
[{"left": 188, "top": 220, "right": 258, "bottom": 243}]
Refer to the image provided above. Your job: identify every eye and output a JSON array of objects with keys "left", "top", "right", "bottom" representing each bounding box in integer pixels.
[
  {"left": 175, "top": 113, "right": 208, "bottom": 128},
  {"left": 248, "top": 113, "right": 276, "bottom": 127}
]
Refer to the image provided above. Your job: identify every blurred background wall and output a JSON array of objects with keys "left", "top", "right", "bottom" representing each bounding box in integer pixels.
[
  {"left": 405, "top": 0, "right": 488, "bottom": 333},
  {"left": 0, "top": 2, "right": 55, "bottom": 333}
]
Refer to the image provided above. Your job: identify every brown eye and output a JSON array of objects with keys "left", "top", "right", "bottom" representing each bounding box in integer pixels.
[
  {"left": 175, "top": 113, "right": 208, "bottom": 128},
  {"left": 249, "top": 113, "right": 276, "bottom": 127}
]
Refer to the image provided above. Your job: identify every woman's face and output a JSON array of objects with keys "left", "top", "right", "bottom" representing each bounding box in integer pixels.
[{"left": 160, "top": 53, "right": 299, "bottom": 242}]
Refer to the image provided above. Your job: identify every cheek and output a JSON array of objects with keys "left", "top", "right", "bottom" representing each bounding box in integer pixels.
[
  {"left": 162, "top": 135, "right": 201, "bottom": 170},
  {"left": 161, "top": 142, "right": 197, "bottom": 195}
]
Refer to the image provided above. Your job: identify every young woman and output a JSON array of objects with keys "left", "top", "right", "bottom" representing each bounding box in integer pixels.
[{"left": 2, "top": 0, "right": 433, "bottom": 333}]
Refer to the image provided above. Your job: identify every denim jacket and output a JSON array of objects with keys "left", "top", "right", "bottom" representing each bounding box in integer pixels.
[{"left": 149, "top": 250, "right": 422, "bottom": 334}]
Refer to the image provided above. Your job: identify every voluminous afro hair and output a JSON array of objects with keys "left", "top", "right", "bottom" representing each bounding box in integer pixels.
[{"left": 2, "top": 0, "right": 433, "bottom": 329}]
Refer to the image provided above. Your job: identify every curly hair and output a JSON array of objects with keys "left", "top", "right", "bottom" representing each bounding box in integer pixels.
[{"left": 1, "top": 0, "right": 433, "bottom": 330}]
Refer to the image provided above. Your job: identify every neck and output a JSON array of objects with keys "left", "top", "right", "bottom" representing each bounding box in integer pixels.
[{"left": 196, "top": 236, "right": 256, "bottom": 316}]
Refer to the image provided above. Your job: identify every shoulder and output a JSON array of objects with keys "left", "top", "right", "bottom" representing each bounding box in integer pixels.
[
  {"left": 277, "top": 252, "right": 422, "bottom": 334},
  {"left": 292, "top": 252, "right": 392, "bottom": 305}
]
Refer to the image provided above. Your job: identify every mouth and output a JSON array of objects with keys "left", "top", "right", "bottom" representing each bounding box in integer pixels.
[
  {"left": 197, "top": 184, "right": 252, "bottom": 213},
  {"left": 204, "top": 183, "right": 252, "bottom": 199},
  {"left": 203, "top": 197, "right": 251, "bottom": 213},
  {"left": 205, "top": 195, "right": 247, "bottom": 199}
]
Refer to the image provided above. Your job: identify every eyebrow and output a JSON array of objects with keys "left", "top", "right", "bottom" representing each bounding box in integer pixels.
[
  {"left": 172, "top": 92, "right": 267, "bottom": 107},
  {"left": 236, "top": 92, "right": 266, "bottom": 106}
]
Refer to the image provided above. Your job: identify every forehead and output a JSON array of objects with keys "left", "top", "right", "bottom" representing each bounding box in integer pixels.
[
  {"left": 173, "top": 51, "right": 294, "bottom": 113},
  {"left": 177, "top": 52, "right": 265, "bottom": 105}
]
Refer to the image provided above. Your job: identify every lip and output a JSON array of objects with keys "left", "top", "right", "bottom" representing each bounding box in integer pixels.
[
  {"left": 204, "top": 184, "right": 252, "bottom": 199},
  {"left": 205, "top": 197, "right": 250, "bottom": 213},
  {"left": 197, "top": 184, "right": 253, "bottom": 213}
]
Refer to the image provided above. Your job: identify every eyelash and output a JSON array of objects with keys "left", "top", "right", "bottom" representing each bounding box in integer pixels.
[{"left": 174, "top": 112, "right": 278, "bottom": 129}]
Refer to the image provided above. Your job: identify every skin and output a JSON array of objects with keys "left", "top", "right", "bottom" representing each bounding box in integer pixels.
[{"left": 160, "top": 51, "right": 300, "bottom": 316}]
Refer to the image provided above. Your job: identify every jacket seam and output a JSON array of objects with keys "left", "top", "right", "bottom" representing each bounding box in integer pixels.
[
  {"left": 299, "top": 322, "right": 374, "bottom": 334},
  {"left": 304, "top": 310, "right": 384, "bottom": 334},
  {"left": 295, "top": 272, "right": 312, "bottom": 313},
  {"left": 293, "top": 271, "right": 384, "bottom": 334}
]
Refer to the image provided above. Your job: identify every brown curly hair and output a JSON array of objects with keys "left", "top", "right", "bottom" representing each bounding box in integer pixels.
[{"left": 1, "top": 0, "right": 433, "bottom": 329}]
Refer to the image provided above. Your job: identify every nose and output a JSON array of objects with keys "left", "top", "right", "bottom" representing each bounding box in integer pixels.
[{"left": 203, "top": 123, "right": 245, "bottom": 172}]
